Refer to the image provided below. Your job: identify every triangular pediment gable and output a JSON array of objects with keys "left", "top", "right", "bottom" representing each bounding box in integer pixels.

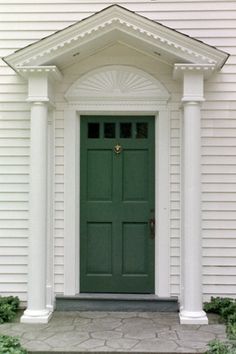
[{"left": 4, "top": 4, "right": 228, "bottom": 71}]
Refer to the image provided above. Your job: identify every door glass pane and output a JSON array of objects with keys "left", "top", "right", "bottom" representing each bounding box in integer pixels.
[
  {"left": 88, "top": 123, "right": 99, "bottom": 138},
  {"left": 104, "top": 123, "right": 115, "bottom": 138},
  {"left": 120, "top": 123, "right": 132, "bottom": 138},
  {"left": 136, "top": 123, "right": 148, "bottom": 139}
]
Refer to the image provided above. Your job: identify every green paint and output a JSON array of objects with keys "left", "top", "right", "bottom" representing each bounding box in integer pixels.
[{"left": 80, "top": 116, "right": 155, "bottom": 293}]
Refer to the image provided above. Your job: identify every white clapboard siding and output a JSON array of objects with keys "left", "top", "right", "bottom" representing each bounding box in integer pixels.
[
  {"left": 0, "top": 0, "right": 236, "bottom": 301},
  {"left": 0, "top": 103, "right": 30, "bottom": 299}
]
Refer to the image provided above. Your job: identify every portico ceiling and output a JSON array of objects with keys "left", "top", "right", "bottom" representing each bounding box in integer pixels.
[{"left": 3, "top": 4, "right": 228, "bottom": 73}]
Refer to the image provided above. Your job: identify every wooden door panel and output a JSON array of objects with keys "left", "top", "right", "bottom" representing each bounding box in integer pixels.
[
  {"left": 122, "top": 150, "right": 148, "bottom": 201},
  {"left": 122, "top": 222, "right": 148, "bottom": 275},
  {"left": 80, "top": 116, "right": 155, "bottom": 293},
  {"left": 86, "top": 222, "right": 113, "bottom": 275},
  {"left": 87, "top": 150, "right": 113, "bottom": 201}
]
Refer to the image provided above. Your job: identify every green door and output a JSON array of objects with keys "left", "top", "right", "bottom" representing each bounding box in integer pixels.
[{"left": 80, "top": 116, "right": 155, "bottom": 293}]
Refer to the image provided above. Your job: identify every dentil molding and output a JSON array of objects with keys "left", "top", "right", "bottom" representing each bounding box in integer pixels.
[{"left": 3, "top": 5, "right": 228, "bottom": 70}]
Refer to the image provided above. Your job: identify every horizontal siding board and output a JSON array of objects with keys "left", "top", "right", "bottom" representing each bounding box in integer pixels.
[
  {"left": 0, "top": 274, "right": 27, "bottom": 282},
  {"left": 203, "top": 285, "right": 236, "bottom": 294},
  {"left": 203, "top": 238, "right": 236, "bottom": 247},
  {"left": 1, "top": 247, "right": 27, "bottom": 256},
  {"left": 203, "top": 146, "right": 236, "bottom": 155},
  {"left": 0, "top": 256, "right": 28, "bottom": 264},
  {"left": 203, "top": 201, "right": 236, "bottom": 211},
  {"left": 203, "top": 277, "right": 236, "bottom": 291},
  {"left": 203, "top": 266, "right": 236, "bottom": 276},
  {"left": 0, "top": 166, "right": 29, "bottom": 174},
  {"left": 0, "top": 86, "right": 27, "bottom": 94},
  {"left": 0, "top": 284, "right": 26, "bottom": 291},
  {"left": 203, "top": 211, "right": 236, "bottom": 220},
  {"left": 203, "top": 257, "right": 236, "bottom": 266},
  {"left": 0, "top": 147, "right": 29, "bottom": 156},
  {"left": 0, "top": 140, "right": 29, "bottom": 147},
  {"left": 0, "top": 31, "right": 54, "bottom": 40},
  {"left": 2, "top": 2, "right": 236, "bottom": 12},
  {"left": 3, "top": 0, "right": 236, "bottom": 3},
  {"left": 1, "top": 265, "right": 27, "bottom": 273},
  {"left": 202, "top": 183, "right": 236, "bottom": 193},
  {"left": 0, "top": 184, "right": 28, "bottom": 192},
  {"left": 0, "top": 156, "right": 29, "bottom": 164},
  {"left": 0, "top": 111, "right": 30, "bottom": 119},
  {"left": 203, "top": 229, "right": 236, "bottom": 237},
  {"left": 2, "top": 10, "right": 236, "bottom": 22},
  {"left": 203, "top": 248, "right": 236, "bottom": 257},
  {"left": 0, "top": 21, "right": 74, "bottom": 30},
  {"left": 0, "top": 211, "right": 28, "bottom": 219},
  {"left": 0, "top": 202, "right": 28, "bottom": 211}
]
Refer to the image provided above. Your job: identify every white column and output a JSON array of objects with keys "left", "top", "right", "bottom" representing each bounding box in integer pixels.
[
  {"left": 180, "top": 100, "right": 208, "bottom": 324},
  {"left": 18, "top": 67, "right": 62, "bottom": 324},
  {"left": 21, "top": 101, "right": 52, "bottom": 323},
  {"left": 173, "top": 64, "right": 213, "bottom": 324}
]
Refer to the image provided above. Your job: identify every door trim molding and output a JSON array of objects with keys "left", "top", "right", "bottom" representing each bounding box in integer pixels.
[
  {"left": 64, "top": 65, "right": 170, "bottom": 297},
  {"left": 64, "top": 109, "right": 170, "bottom": 297}
]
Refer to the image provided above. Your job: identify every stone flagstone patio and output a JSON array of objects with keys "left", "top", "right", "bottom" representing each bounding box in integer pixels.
[{"left": 0, "top": 311, "right": 227, "bottom": 353}]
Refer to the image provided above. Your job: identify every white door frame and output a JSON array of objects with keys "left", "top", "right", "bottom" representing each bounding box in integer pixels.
[
  {"left": 64, "top": 108, "right": 170, "bottom": 297},
  {"left": 64, "top": 65, "right": 170, "bottom": 297}
]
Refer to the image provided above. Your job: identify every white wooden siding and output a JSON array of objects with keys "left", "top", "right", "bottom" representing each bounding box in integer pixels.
[
  {"left": 0, "top": 0, "right": 235, "bottom": 300},
  {"left": 0, "top": 107, "right": 30, "bottom": 301}
]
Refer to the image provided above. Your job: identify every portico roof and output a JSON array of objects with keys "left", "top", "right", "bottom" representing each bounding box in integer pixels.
[{"left": 3, "top": 4, "right": 229, "bottom": 74}]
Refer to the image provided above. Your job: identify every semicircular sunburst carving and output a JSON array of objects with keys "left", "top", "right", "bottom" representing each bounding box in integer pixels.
[{"left": 65, "top": 65, "right": 169, "bottom": 100}]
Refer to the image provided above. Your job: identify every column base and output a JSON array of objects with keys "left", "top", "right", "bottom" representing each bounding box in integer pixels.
[
  {"left": 21, "top": 309, "right": 53, "bottom": 324},
  {"left": 179, "top": 310, "right": 208, "bottom": 325}
]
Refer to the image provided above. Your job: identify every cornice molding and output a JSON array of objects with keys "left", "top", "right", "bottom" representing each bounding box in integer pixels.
[
  {"left": 4, "top": 5, "right": 229, "bottom": 71},
  {"left": 17, "top": 66, "right": 63, "bottom": 81},
  {"left": 173, "top": 63, "right": 216, "bottom": 80},
  {"left": 15, "top": 19, "right": 215, "bottom": 67}
]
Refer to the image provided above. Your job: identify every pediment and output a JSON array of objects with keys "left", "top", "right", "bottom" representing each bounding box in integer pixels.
[{"left": 4, "top": 4, "right": 228, "bottom": 72}]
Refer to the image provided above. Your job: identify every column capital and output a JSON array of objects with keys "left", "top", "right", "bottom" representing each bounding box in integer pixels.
[
  {"left": 17, "top": 65, "right": 62, "bottom": 105},
  {"left": 174, "top": 64, "right": 215, "bottom": 103}
]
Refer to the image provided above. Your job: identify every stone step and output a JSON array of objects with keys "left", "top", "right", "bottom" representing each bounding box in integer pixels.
[{"left": 55, "top": 293, "right": 179, "bottom": 312}]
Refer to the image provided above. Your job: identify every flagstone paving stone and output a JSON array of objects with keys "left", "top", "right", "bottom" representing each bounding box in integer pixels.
[{"left": 0, "top": 311, "right": 227, "bottom": 353}]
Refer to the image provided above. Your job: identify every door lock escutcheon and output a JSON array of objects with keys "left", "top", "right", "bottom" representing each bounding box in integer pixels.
[{"left": 149, "top": 217, "right": 155, "bottom": 239}]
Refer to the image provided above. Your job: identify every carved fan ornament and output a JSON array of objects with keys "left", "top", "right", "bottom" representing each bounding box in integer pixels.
[{"left": 65, "top": 66, "right": 169, "bottom": 102}]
